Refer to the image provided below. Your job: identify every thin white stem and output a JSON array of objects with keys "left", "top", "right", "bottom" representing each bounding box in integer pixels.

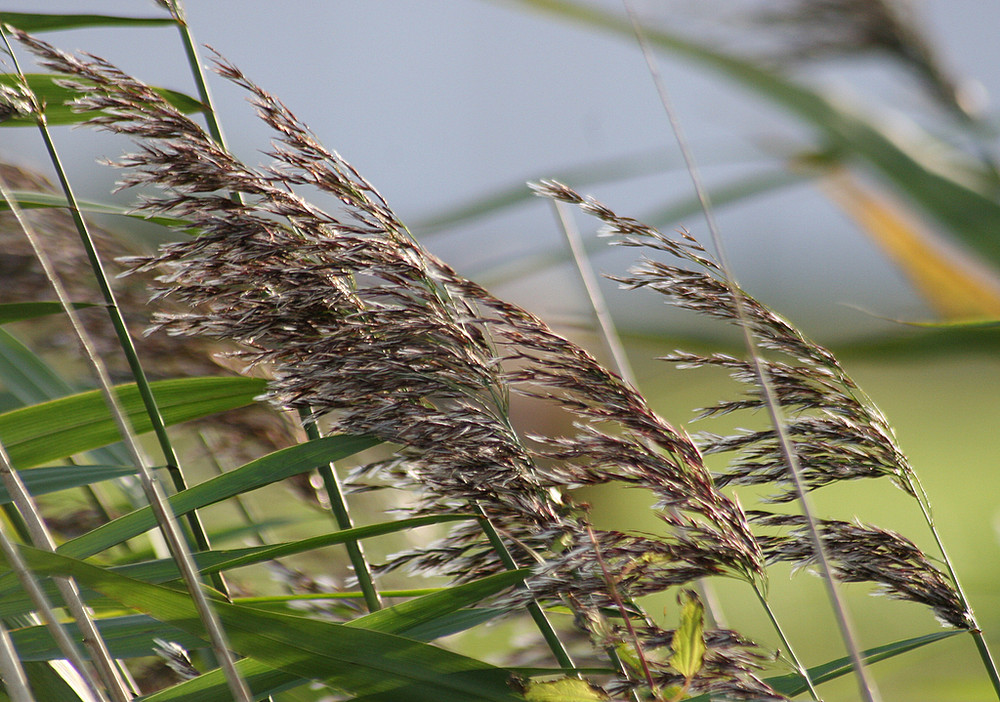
[
  {"left": 621, "top": 2, "right": 878, "bottom": 700},
  {"left": 0, "top": 504, "right": 105, "bottom": 702},
  {"left": 0, "top": 170, "right": 253, "bottom": 702},
  {"left": 550, "top": 199, "right": 636, "bottom": 386},
  {"left": 0, "top": 611, "right": 35, "bottom": 702}
]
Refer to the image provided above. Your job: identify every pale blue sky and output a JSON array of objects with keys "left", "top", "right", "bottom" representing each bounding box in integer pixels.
[{"left": 3, "top": 1, "right": 999, "bottom": 341}]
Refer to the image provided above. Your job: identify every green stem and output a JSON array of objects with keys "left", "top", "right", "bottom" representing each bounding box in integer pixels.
[
  {"left": 170, "top": 5, "right": 228, "bottom": 149},
  {"left": 34, "top": 120, "right": 225, "bottom": 587},
  {"left": 907, "top": 479, "right": 1000, "bottom": 699},
  {"left": 297, "top": 407, "right": 382, "bottom": 612},
  {"left": 1, "top": 32, "right": 223, "bottom": 594},
  {"left": 753, "top": 584, "right": 819, "bottom": 700},
  {"left": 475, "top": 505, "right": 575, "bottom": 672}
]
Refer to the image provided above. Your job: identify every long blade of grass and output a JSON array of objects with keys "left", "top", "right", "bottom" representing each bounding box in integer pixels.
[
  {"left": 11, "top": 569, "right": 528, "bottom": 664},
  {"left": 0, "top": 376, "right": 265, "bottom": 469},
  {"left": 0, "top": 74, "right": 202, "bottom": 126},
  {"left": 0, "top": 464, "right": 137, "bottom": 503},
  {"left": 109, "top": 514, "right": 474, "bottom": 585},
  {"left": 54, "top": 436, "right": 379, "bottom": 561},
  {"left": 0, "top": 190, "right": 190, "bottom": 228},
  {"left": 13, "top": 545, "right": 526, "bottom": 702},
  {"left": 0, "top": 301, "right": 98, "bottom": 325},
  {"left": 0, "top": 12, "right": 175, "bottom": 32},
  {"left": 619, "top": 2, "right": 843, "bottom": 698}
]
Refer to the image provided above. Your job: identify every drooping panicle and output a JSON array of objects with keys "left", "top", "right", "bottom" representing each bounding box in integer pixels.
[{"left": 21, "top": 32, "right": 785, "bottom": 698}]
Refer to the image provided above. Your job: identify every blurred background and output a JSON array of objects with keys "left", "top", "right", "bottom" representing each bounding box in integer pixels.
[{"left": 2, "top": 1, "right": 1000, "bottom": 699}]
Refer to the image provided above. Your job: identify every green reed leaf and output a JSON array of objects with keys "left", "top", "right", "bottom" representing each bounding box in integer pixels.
[
  {"left": 112, "top": 514, "right": 476, "bottom": 584},
  {"left": 10, "top": 546, "right": 524, "bottom": 702},
  {"left": 0, "top": 376, "right": 266, "bottom": 469},
  {"left": 0, "top": 12, "right": 174, "bottom": 33},
  {"left": 0, "top": 190, "right": 191, "bottom": 228},
  {"left": 0, "top": 464, "right": 137, "bottom": 503},
  {"left": 0, "top": 302, "right": 98, "bottom": 325},
  {"left": 683, "top": 630, "right": 962, "bottom": 701},
  {"left": 49, "top": 435, "right": 379, "bottom": 561},
  {"left": 0, "top": 74, "right": 203, "bottom": 126}
]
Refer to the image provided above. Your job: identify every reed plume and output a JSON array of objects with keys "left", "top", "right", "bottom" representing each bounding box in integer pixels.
[{"left": 16, "top": 30, "right": 785, "bottom": 699}]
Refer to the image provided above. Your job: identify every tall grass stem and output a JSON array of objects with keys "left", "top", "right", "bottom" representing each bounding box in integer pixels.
[
  {"left": 620, "top": 2, "right": 880, "bottom": 699},
  {"left": 0, "top": 159, "right": 253, "bottom": 702},
  {"left": 297, "top": 407, "right": 382, "bottom": 612}
]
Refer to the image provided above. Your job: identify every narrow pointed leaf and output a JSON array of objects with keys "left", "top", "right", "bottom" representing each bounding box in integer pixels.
[
  {"left": 55, "top": 435, "right": 379, "bottom": 560},
  {"left": 0, "top": 302, "right": 98, "bottom": 325},
  {"left": 0, "top": 74, "right": 203, "bottom": 126},
  {"left": 0, "top": 12, "right": 175, "bottom": 32},
  {"left": 0, "top": 464, "right": 137, "bottom": 503},
  {"left": 0, "top": 190, "right": 191, "bottom": 228},
  {"left": 11, "top": 547, "right": 525, "bottom": 702},
  {"left": 114, "top": 514, "right": 474, "bottom": 584},
  {"left": 0, "top": 376, "right": 266, "bottom": 468},
  {"left": 683, "top": 630, "right": 962, "bottom": 701},
  {"left": 138, "top": 572, "right": 529, "bottom": 702}
]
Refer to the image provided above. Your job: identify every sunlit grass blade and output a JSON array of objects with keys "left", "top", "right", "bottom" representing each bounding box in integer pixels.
[
  {"left": 0, "top": 74, "right": 203, "bottom": 126},
  {"left": 54, "top": 435, "right": 379, "bottom": 560},
  {"left": 13, "top": 546, "right": 525, "bottom": 702},
  {"left": 0, "top": 376, "right": 266, "bottom": 469}
]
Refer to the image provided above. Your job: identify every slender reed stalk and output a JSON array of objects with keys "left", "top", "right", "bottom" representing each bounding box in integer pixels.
[
  {"left": 0, "top": 618, "right": 32, "bottom": 702},
  {"left": 0, "top": 492, "right": 107, "bottom": 702},
  {"left": 0, "top": 28, "right": 222, "bottom": 593},
  {"left": 297, "top": 406, "right": 382, "bottom": 613},
  {"left": 621, "top": 1, "right": 874, "bottom": 698},
  {"left": 0, "top": 117, "right": 252, "bottom": 702}
]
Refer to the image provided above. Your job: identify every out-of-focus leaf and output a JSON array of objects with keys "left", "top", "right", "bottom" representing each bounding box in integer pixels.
[
  {"left": 472, "top": 169, "right": 803, "bottom": 285},
  {"left": 821, "top": 168, "right": 1000, "bottom": 319},
  {"left": 502, "top": 0, "right": 1000, "bottom": 270},
  {"left": 414, "top": 148, "right": 682, "bottom": 235},
  {"left": 0, "top": 12, "right": 174, "bottom": 32},
  {"left": 0, "top": 74, "right": 203, "bottom": 126}
]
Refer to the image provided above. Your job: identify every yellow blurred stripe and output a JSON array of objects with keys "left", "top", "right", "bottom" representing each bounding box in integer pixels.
[{"left": 821, "top": 168, "right": 1000, "bottom": 319}]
